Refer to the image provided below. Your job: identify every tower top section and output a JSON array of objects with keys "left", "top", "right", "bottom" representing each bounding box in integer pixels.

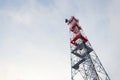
[{"left": 66, "top": 16, "right": 79, "bottom": 25}]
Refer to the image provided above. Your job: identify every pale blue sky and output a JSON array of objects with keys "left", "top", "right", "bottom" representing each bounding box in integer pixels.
[{"left": 0, "top": 0, "right": 120, "bottom": 80}]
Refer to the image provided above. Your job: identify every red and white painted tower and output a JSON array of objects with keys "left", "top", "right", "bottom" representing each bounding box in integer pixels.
[{"left": 66, "top": 16, "right": 110, "bottom": 80}]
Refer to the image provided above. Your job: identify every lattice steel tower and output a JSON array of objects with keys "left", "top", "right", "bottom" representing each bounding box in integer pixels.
[{"left": 65, "top": 16, "right": 110, "bottom": 80}]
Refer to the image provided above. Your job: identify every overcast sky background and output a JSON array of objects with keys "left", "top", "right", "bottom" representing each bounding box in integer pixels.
[{"left": 0, "top": 0, "right": 120, "bottom": 80}]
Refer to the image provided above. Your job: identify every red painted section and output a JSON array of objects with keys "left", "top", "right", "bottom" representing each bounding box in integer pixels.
[
  {"left": 70, "top": 33, "right": 88, "bottom": 46},
  {"left": 67, "top": 16, "right": 88, "bottom": 46},
  {"left": 68, "top": 16, "right": 78, "bottom": 25},
  {"left": 70, "top": 23, "right": 81, "bottom": 34}
]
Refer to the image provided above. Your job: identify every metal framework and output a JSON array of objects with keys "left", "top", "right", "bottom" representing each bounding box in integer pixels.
[{"left": 65, "top": 16, "right": 110, "bottom": 80}]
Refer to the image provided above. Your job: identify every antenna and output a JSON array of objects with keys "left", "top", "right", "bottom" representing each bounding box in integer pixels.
[{"left": 66, "top": 16, "right": 110, "bottom": 80}]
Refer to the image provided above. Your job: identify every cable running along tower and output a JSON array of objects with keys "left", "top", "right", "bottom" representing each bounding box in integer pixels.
[{"left": 65, "top": 16, "right": 110, "bottom": 80}]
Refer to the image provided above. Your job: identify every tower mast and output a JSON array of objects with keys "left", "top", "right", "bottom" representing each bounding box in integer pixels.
[{"left": 66, "top": 16, "right": 110, "bottom": 80}]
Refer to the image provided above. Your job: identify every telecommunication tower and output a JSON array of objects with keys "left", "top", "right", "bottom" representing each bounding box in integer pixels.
[{"left": 65, "top": 16, "right": 110, "bottom": 80}]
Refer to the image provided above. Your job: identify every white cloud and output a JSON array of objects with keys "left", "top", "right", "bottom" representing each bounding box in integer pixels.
[{"left": 0, "top": 0, "right": 71, "bottom": 80}]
